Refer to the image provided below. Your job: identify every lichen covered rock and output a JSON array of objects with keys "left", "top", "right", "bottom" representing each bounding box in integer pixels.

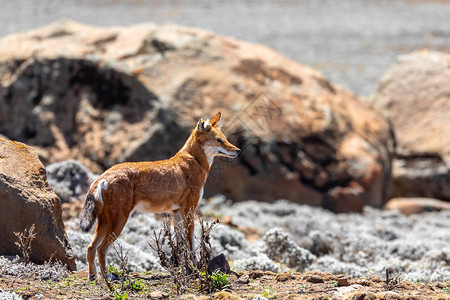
[
  {"left": 263, "top": 228, "right": 316, "bottom": 271},
  {"left": 46, "top": 160, "right": 96, "bottom": 203},
  {"left": 0, "top": 140, "right": 76, "bottom": 270}
]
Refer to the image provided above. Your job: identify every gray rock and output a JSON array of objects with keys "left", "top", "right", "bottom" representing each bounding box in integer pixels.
[
  {"left": 0, "top": 256, "right": 68, "bottom": 281},
  {"left": 0, "top": 290, "right": 22, "bottom": 300},
  {"left": 210, "top": 224, "right": 250, "bottom": 260},
  {"left": 263, "top": 228, "right": 316, "bottom": 271},
  {"left": 46, "top": 160, "right": 96, "bottom": 203},
  {"left": 232, "top": 254, "right": 282, "bottom": 273},
  {"left": 67, "top": 230, "right": 162, "bottom": 273}
]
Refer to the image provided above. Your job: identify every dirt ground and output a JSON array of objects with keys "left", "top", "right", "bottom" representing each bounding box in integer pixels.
[
  {"left": 1, "top": 204, "right": 440, "bottom": 299},
  {"left": 1, "top": 269, "right": 449, "bottom": 299}
]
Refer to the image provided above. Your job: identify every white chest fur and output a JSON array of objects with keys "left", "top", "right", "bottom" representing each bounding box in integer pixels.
[{"left": 202, "top": 145, "right": 217, "bottom": 167}]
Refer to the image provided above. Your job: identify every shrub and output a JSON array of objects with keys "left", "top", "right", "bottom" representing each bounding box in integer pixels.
[{"left": 263, "top": 228, "right": 316, "bottom": 271}]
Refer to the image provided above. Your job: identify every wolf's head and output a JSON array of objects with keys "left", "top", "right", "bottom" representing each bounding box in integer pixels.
[{"left": 196, "top": 112, "right": 240, "bottom": 161}]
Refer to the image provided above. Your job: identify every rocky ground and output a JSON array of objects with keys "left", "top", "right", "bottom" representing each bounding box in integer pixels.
[
  {"left": 1, "top": 268, "right": 449, "bottom": 299},
  {"left": 1, "top": 145, "right": 449, "bottom": 298},
  {"left": 63, "top": 196, "right": 450, "bottom": 283},
  {"left": 0, "top": 146, "right": 449, "bottom": 298},
  {"left": 0, "top": 197, "right": 450, "bottom": 299}
]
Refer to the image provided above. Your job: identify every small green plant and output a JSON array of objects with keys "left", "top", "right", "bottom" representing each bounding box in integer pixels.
[
  {"left": 442, "top": 287, "right": 450, "bottom": 293},
  {"left": 262, "top": 287, "right": 276, "bottom": 299},
  {"left": 328, "top": 281, "right": 338, "bottom": 287},
  {"left": 211, "top": 271, "right": 229, "bottom": 291},
  {"left": 298, "top": 284, "right": 310, "bottom": 292},
  {"left": 108, "top": 265, "right": 125, "bottom": 277},
  {"left": 102, "top": 238, "right": 134, "bottom": 298},
  {"left": 114, "top": 290, "right": 128, "bottom": 299},
  {"left": 130, "top": 279, "right": 145, "bottom": 291}
]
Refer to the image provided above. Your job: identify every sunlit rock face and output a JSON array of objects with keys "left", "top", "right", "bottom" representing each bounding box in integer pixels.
[{"left": 372, "top": 50, "right": 450, "bottom": 202}]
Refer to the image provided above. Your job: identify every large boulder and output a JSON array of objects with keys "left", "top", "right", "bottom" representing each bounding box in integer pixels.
[
  {"left": 384, "top": 197, "right": 450, "bottom": 215},
  {"left": 0, "top": 139, "right": 76, "bottom": 270},
  {"left": 0, "top": 21, "right": 395, "bottom": 212},
  {"left": 372, "top": 50, "right": 450, "bottom": 201}
]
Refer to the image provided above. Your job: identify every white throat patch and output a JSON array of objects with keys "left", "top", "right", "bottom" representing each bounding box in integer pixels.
[{"left": 203, "top": 145, "right": 217, "bottom": 167}]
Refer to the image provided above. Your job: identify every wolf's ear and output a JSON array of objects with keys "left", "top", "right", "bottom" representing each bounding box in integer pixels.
[
  {"left": 197, "top": 118, "right": 211, "bottom": 133},
  {"left": 210, "top": 112, "right": 222, "bottom": 127}
]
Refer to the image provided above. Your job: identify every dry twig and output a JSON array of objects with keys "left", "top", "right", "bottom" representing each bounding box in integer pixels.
[
  {"left": 14, "top": 224, "right": 36, "bottom": 263},
  {"left": 149, "top": 210, "right": 219, "bottom": 294},
  {"left": 385, "top": 268, "right": 402, "bottom": 290}
]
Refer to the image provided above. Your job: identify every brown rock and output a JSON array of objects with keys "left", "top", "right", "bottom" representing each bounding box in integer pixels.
[
  {"left": 357, "top": 280, "right": 371, "bottom": 287},
  {"left": 345, "top": 291, "right": 376, "bottom": 300},
  {"left": 249, "top": 270, "right": 264, "bottom": 279},
  {"left": 61, "top": 201, "right": 83, "bottom": 222},
  {"left": 276, "top": 272, "right": 294, "bottom": 282},
  {"left": 337, "top": 277, "right": 350, "bottom": 286},
  {"left": 149, "top": 290, "right": 169, "bottom": 299},
  {"left": 384, "top": 197, "right": 450, "bottom": 215},
  {"left": 236, "top": 274, "right": 250, "bottom": 284},
  {"left": 0, "top": 140, "right": 76, "bottom": 270},
  {"left": 304, "top": 274, "right": 324, "bottom": 284},
  {"left": 0, "top": 22, "right": 395, "bottom": 212},
  {"left": 211, "top": 291, "right": 240, "bottom": 300},
  {"left": 372, "top": 50, "right": 450, "bottom": 202},
  {"left": 263, "top": 271, "right": 277, "bottom": 277}
]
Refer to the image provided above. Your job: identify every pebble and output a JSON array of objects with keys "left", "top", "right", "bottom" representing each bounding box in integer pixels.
[
  {"left": 149, "top": 290, "right": 169, "bottom": 299},
  {"left": 237, "top": 274, "right": 250, "bottom": 284}
]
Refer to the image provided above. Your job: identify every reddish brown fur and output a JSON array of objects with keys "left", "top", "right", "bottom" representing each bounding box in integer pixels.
[{"left": 80, "top": 112, "right": 239, "bottom": 280}]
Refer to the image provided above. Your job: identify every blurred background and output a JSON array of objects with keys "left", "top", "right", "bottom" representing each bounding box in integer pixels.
[{"left": 1, "top": 0, "right": 449, "bottom": 96}]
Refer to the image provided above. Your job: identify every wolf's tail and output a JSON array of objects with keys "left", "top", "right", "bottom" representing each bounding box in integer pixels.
[{"left": 80, "top": 179, "right": 108, "bottom": 232}]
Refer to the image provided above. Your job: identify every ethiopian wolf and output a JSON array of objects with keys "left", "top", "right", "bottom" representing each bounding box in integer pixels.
[{"left": 80, "top": 112, "right": 240, "bottom": 280}]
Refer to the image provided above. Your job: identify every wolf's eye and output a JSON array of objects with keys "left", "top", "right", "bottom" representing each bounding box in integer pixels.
[{"left": 216, "top": 138, "right": 223, "bottom": 144}]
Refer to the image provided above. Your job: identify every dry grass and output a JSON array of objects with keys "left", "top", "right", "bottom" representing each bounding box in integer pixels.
[
  {"left": 14, "top": 224, "right": 36, "bottom": 263},
  {"left": 149, "top": 210, "right": 220, "bottom": 294}
]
